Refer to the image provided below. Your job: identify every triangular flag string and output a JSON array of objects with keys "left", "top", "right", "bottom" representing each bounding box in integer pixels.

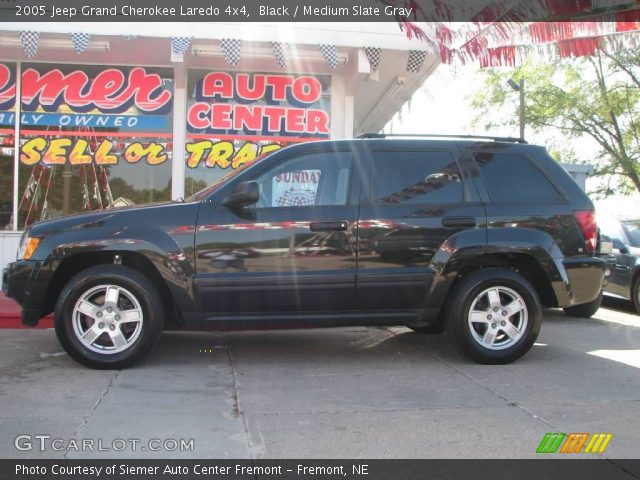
[
  {"left": 319, "top": 44, "right": 338, "bottom": 69},
  {"left": 364, "top": 47, "right": 382, "bottom": 71},
  {"left": 171, "top": 37, "right": 192, "bottom": 55},
  {"left": 272, "top": 42, "right": 289, "bottom": 68},
  {"left": 220, "top": 38, "right": 241, "bottom": 66},
  {"left": 407, "top": 50, "right": 428, "bottom": 72},
  {"left": 19, "top": 31, "right": 39, "bottom": 58},
  {"left": 70, "top": 33, "right": 91, "bottom": 54}
]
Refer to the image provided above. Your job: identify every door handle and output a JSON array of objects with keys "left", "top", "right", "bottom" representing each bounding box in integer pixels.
[
  {"left": 442, "top": 217, "right": 477, "bottom": 228},
  {"left": 309, "top": 221, "right": 349, "bottom": 232}
]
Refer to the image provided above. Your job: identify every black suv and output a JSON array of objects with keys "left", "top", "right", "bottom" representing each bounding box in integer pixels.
[{"left": 2, "top": 135, "right": 606, "bottom": 368}]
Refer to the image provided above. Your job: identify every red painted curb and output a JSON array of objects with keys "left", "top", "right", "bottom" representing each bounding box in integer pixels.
[{"left": 0, "top": 293, "right": 54, "bottom": 329}]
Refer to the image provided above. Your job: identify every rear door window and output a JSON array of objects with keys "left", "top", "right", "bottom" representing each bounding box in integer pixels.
[
  {"left": 474, "top": 152, "right": 563, "bottom": 204},
  {"left": 370, "top": 150, "right": 463, "bottom": 204}
]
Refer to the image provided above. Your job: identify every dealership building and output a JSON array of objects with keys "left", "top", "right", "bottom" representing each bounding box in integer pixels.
[{"left": 0, "top": 23, "right": 440, "bottom": 269}]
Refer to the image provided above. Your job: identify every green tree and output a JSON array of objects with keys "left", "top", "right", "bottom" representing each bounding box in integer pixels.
[{"left": 471, "top": 51, "right": 640, "bottom": 197}]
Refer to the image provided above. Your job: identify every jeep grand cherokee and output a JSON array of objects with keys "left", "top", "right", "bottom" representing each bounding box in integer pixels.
[{"left": 2, "top": 134, "right": 606, "bottom": 368}]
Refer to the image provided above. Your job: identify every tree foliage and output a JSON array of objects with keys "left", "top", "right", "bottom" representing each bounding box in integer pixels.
[{"left": 471, "top": 50, "right": 640, "bottom": 197}]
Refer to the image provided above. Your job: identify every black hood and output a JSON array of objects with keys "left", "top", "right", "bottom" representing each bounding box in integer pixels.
[{"left": 28, "top": 200, "right": 195, "bottom": 237}]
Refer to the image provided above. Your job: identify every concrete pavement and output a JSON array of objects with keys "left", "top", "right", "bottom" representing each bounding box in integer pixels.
[{"left": 1, "top": 297, "right": 639, "bottom": 459}]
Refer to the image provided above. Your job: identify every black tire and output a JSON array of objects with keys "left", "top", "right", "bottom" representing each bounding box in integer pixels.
[
  {"left": 445, "top": 268, "right": 542, "bottom": 364},
  {"left": 408, "top": 323, "right": 445, "bottom": 334},
  {"left": 55, "top": 265, "right": 164, "bottom": 369},
  {"left": 563, "top": 290, "right": 602, "bottom": 318}
]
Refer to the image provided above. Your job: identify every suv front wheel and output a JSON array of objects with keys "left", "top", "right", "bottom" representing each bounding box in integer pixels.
[
  {"left": 446, "top": 269, "right": 542, "bottom": 364},
  {"left": 55, "top": 265, "right": 164, "bottom": 369}
]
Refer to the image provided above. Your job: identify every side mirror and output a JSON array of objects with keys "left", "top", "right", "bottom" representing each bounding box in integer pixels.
[
  {"left": 222, "top": 181, "right": 259, "bottom": 209},
  {"left": 611, "top": 238, "right": 629, "bottom": 254}
]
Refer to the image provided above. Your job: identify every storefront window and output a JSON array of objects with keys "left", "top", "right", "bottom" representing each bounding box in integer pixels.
[
  {"left": 0, "top": 62, "right": 16, "bottom": 229},
  {"left": 184, "top": 69, "right": 331, "bottom": 198},
  {"left": 17, "top": 64, "right": 173, "bottom": 229}
]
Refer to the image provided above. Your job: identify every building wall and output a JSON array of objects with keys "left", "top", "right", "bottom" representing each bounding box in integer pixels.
[{"left": 0, "top": 232, "right": 20, "bottom": 272}]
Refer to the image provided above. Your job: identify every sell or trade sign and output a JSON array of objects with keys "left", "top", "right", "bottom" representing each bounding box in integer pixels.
[{"left": 20, "top": 136, "right": 283, "bottom": 169}]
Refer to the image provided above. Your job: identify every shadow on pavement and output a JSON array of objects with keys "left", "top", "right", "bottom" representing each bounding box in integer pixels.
[{"left": 602, "top": 295, "right": 637, "bottom": 315}]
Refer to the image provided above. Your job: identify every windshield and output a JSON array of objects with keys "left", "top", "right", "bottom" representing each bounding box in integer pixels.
[
  {"left": 187, "top": 155, "right": 267, "bottom": 202},
  {"left": 623, "top": 221, "right": 640, "bottom": 247}
]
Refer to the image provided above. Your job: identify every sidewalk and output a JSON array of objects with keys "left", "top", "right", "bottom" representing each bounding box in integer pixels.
[{"left": 0, "top": 293, "right": 53, "bottom": 328}]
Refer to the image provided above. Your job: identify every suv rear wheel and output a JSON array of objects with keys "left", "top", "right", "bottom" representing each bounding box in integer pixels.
[
  {"left": 446, "top": 269, "right": 542, "bottom": 364},
  {"left": 55, "top": 265, "right": 164, "bottom": 369}
]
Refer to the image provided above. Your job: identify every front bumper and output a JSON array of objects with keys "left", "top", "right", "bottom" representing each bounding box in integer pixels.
[
  {"left": 2, "top": 260, "right": 49, "bottom": 326},
  {"left": 1, "top": 268, "right": 9, "bottom": 298}
]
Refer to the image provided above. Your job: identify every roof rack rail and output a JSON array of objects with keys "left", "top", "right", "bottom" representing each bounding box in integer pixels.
[{"left": 356, "top": 133, "right": 527, "bottom": 144}]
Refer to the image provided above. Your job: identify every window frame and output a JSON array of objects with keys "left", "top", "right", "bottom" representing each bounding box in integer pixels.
[
  {"left": 207, "top": 144, "right": 359, "bottom": 210},
  {"left": 471, "top": 150, "right": 568, "bottom": 206},
  {"left": 366, "top": 147, "right": 468, "bottom": 206}
]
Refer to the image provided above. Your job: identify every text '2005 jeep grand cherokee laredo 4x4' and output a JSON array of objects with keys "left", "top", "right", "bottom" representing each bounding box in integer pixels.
[{"left": 2, "top": 134, "right": 606, "bottom": 369}]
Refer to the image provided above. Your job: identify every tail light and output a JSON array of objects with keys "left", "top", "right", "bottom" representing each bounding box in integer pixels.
[{"left": 573, "top": 210, "right": 597, "bottom": 253}]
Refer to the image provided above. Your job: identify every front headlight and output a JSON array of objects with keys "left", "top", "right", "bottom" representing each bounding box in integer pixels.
[{"left": 17, "top": 234, "right": 40, "bottom": 260}]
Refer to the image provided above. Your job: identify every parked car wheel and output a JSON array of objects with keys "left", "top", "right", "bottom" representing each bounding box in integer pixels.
[
  {"left": 563, "top": 290, "right": 602, "bottom": 318},
  {"left": 446, "top": 269, "right": 542, "bottom": 364},
  {"left": 408, "top": 323, "right": 445, "bottom": 334},
  {"left": 55, "top": 265, "right": 164, "bottom": 369}
]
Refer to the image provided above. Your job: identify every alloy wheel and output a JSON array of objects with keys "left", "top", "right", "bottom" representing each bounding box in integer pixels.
[
  {"left": 72, "top": 284, "right": 144, "bottom": 354},
  {"left": 467, "top": 286, "right": 528, "bottom": 350}
]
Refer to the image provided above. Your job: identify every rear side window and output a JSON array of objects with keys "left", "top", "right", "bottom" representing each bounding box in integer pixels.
[
  {"left": 474, "top": 152, "right": 563, "bottom": 203},
  {"left": 371, "top": 150, "right": 463, "bottom": 204}
]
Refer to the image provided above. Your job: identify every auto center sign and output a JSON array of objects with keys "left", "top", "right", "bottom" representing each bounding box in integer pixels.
[{"left": 187, "top": 71, "right": 331, "bottom": 138}]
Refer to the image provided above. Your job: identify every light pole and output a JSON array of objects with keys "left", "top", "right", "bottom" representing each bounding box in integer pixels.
[{"left": 507, "top": 78, "right": 525, "bottom": 140}]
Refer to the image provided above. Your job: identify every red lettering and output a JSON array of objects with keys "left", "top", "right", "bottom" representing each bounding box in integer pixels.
[
  {"left": 201, "top": 72, "right": 233, "bottom": 99},
  {"left": 263, "top": 107, "right": 286, "bottom": 132},
  {"left": 306, "top": 110, "right": 330, "bottom": 134},
  {"left": 20, "top": 67, "right": 171, "bottom": 113},
  {"left": 111, "top": 68, "right": 172, "bottom": 112},
  {"left": 22, "top": 68, "right": 90, "bottom": 109},
  {"left": 236, "top": 73, "right": 265, "bottom": 101},
  {"left": 84, "top": 69, "right": 125, "bottom": 107},
  {"left": 211, "top": 104, "right": 232, "bottom": 129},
  {"left": 188, "top": 103, "right": 210, "bottom": 129},
  {"left": 266, "top": 75, "right": 293, "bottom": 101},
  {"left": 292, "top": 77, "right": 322, "bottom": 103},
  {"left": 0, "top": 64, "right": 15, "bottom": 106},
  {"left": 285, "top": 108, "right": 305, "bottom": 133},
  {"left": 233, "top": 105, "right": 263, "bottom": 131}
]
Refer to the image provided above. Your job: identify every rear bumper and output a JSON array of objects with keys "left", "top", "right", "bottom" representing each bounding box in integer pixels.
[
  {"left": 555, "top": 256, "right": 606, "bottom": 307},
  {"left": 2, "top": 260, "right": 49, "bottom": 326}
]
